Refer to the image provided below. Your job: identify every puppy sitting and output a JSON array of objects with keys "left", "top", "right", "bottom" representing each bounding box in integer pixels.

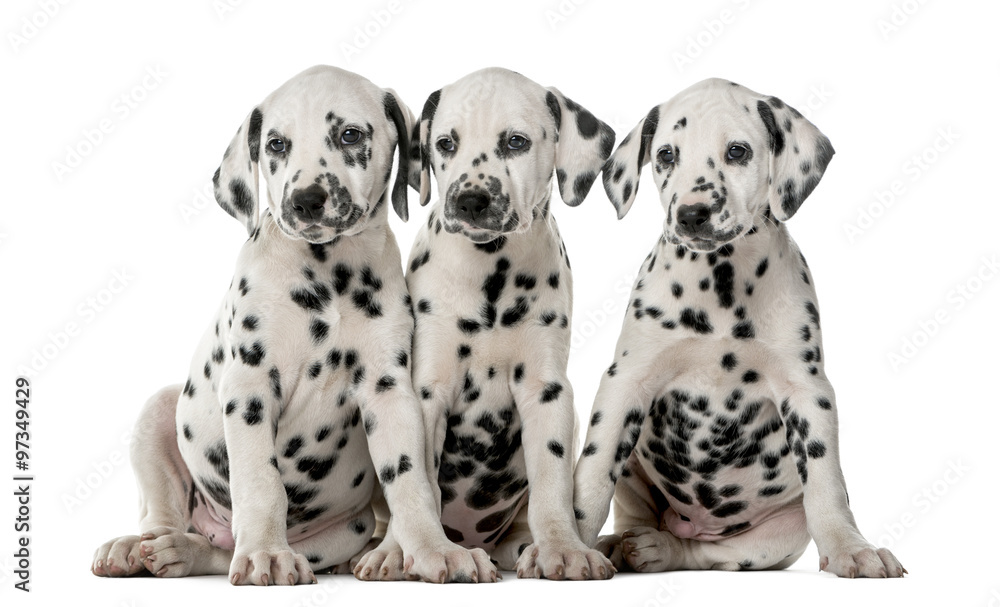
[
  {"left": 572, "top": 79, "right": 905, "bottom": 578},
  {"left": 91, "top": 65, "right": 494, "bottom": 585},
  {"left": 354, "top": 67, "right": 618, "bottom": 581}
]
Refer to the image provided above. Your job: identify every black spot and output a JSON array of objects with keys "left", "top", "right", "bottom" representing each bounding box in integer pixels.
[
  {"left": 298, "top": 456, "right": 336, "bottom": 481},
  {"left": 547, "top": 440, "right": 565, "bottom": 458},
  {"left": 807, "top": 440, "right": 827, "bottom": 458},
  {"left": 548, "top": 272, "right": 560, "bottom": 289},
  {"left": 291, "top": 283, "right": 332, "bottom": 312},
  {"left": 732, "top": 320, "right": 756, "bottom": 340},
  {"left": 514, "top": 273, "right": 536, "bottom": 290},
  {"left": 759, "top": 485, "right": 786, "bottom": 497},
  {"left": 741, "top": 370, "right": 759, "bottom": 383},
  {"left": 375, "top": 375, "right": 396, "bottom": 393},
  {"left": 243, "top": 397, "right": 264, "bottom": 425},
  {"left": 457, "top": 344, "right": 472, "bottom": 359},
  {"left": 310, "top": 319, "right": 329, "bottom": 344},
  {"left": 590, "top": 411, "right": 602, "bottom": 426},
  {"left": 417, "top": 298, "right": 431, "bottom": 313},
  {"left": 671, "top": 282, "right": 684, "bottom": 298},
  {"left": 721, "top": 522, "right": 751, "bottom": 536},
  {"left": 238, "top": 342, "right": 266, "bottom": 366},
  {"left": 680, "top": 308, "right": 714, "bottom": 334},
  {"left": 268, "top": 367, "right": 282, "bottom": 399},
  {"left": 203, "top": 440, "right": 231, "bottom": 484},
  {"left": 242, "top": 315, "right": 258, "bottom": 331},
  {"left": 540, "top": 382, "right": 563, "bottom": 403},
  {"left": 757, "top": 100, "right": 785, "bottom": 156},
  {"left": 711, "top": 501, "right": 748, "bottom": 518},
  {"left": 582, "top": 442, "right": 597, "bottom": 456},
  {"left": 713, "top": 262, "right": 735, "bottom": 308},
  {"left": 817, "top": 397, "right": 832, "bottom": 410},
  {"left": 513, "top": 364, "right": 524, "bottom": 383},
  {"left": 333, "top": 264, "right": 352, "bottom": 295},
  {"left": 349, "top": 519, "right": 367, "bottom": 535},
  {"left": 721, "top": 353, "right": 737, "bottom": 371},
  {"left": 351, "top": 470, "right": 366, "bottom": 488}
]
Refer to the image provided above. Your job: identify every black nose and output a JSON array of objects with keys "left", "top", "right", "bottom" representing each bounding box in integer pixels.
[
  {"left": 292, "top": 184, "right": 328, "bottom": 223},
  {"left": 454, "top": 191, "right": 490, "bottom": 224},
  {"left": 676, "top": 204, "right": 712, "bottom": 233}
]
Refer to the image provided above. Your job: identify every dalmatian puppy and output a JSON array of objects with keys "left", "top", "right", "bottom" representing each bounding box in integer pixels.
[
  {"left": 353, "top": 67, "right": 617, "bottom": 581},
  {"left": 91, "top": 65, "right": 494, "bottom": 585},
  {"left": 572, "top": 78, "right": 906, "bottom": 578}
]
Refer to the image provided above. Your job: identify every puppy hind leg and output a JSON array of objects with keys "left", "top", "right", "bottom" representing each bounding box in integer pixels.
[
  {"left": 619, "top": 502, "right": 810, "bottom": 573},
  {"left": 93, "top": 385, "right": 232, "bottom": 578}
]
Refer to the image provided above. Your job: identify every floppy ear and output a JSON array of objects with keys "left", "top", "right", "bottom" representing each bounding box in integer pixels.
[
  {"left": 213, "top": 106, "right": 262, "bottom": 235},
  {"left": 756, "top": 97, "right": 835, "bottom": 221},
  {"left": 545, "top": 87, "right": 616, "bottom": 206},
  {"left": 416, "top": 89, "right": 442, "bottom": 206},
  {"left": 382, "top": 88, "right": 415, "bottom": 222},
  {"left": 601, "top": 105, "right": 660, "bottom": 219}
]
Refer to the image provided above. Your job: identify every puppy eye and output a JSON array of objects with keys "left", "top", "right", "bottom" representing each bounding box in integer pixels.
[
  {"left": 341, "top": 129, "right": 362, "bottom": 145},
  {"left": 437, "top": 137, "right": 456, "bottom": 153},
  {"left": 508, "top": 135, "right": 528, "bottom": 150},
  {"left": 657, "top": 146, "right": 675, "bottom": 164},
  {"left": 727, "top": 145, "right": 747, "bottom": 160},
  {"left": 268, "top": 138, "right": 286, "bottom": 153}
]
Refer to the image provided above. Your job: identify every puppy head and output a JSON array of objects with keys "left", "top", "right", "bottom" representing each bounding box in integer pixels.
[
  {"left": 213, "top": 65, "right": 414, "bottom": 243},
  {"left": 414, "top": 67, "right": 614, "bottom": 244},
  {"left": 603, "top": 78, "right": 834, "bottom": 252}
]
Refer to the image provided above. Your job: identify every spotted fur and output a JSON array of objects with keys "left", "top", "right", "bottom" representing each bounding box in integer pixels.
[{"left": 574, "top": 79, "right": 905, "bottom": 580}]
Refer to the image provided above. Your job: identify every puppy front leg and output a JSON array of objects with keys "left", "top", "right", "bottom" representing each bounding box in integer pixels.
[
  {"left": 511, "top": 367, "right": 614, "bottom": 580},
  {"left": 573, "top": 361, "right": 656, "bottom": 549},
  {"left": 775, "top": 373, "right": 904, "bottom": 578},
  {"left": 357, "top": 370, "right": 495, "bottom": 583},
  {"left": 219, "top": 369, "right": 314, "bottom": 586}
]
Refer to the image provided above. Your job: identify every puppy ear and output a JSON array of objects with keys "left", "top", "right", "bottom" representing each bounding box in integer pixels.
[
  {"left": 545, "top": 87, "right": 616, "bottom": 207},
  {"left": 602, "top": 105, "right": 660, "bottom": 219},
  {"left": 382, "top": 88, "right": 415, "bottom": 222},
  {"left": 416, "top": 89, "right": 442, "bottom": 206},
  {"left": 213, "top": 106, "right": 262, "bottom": 236},
  {"left": 756, "top": 97, "right": 835, "bottom": 221}
]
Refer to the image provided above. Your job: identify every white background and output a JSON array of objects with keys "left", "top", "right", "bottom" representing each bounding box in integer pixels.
[{"left": 2, "top": 0, "right": 997, "bottom": 605}]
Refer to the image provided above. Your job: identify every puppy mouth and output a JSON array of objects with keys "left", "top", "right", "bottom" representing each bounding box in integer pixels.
[{"left": 666, "top": 224, "right": 745, "bottom": 252}]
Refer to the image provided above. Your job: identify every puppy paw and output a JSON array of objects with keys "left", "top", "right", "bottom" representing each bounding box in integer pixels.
[
  {"left": 819, "top": 543, "right": 906, "bottom": 578},
  {"left": 229, "top": 545, "right": 316, "bottom": 585},
  {"left": 404, "top": 543, "right": 497, "bottom": 583},
  {"left": 595, "top": 534, "right": 625, "bottom": 572},
  {"left": 515, "top": 541, "right": 615, "bottom": 580},
  {"left": 621, "top": 527, "right": 672, "bottom": 573},
  {"left": 92, "top": 535, "right": 147, "bottom": 577},
  {"left": 353, "top": 540, "right": 410, "bottom": 581}
]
